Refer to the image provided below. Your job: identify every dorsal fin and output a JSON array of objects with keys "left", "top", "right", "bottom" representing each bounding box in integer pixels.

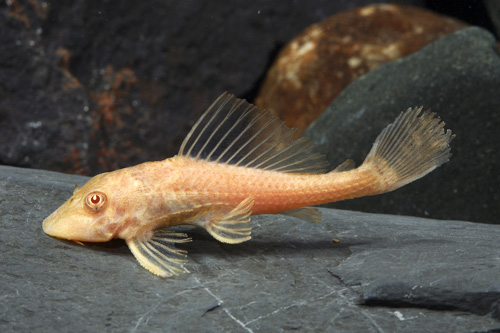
[{"left": 179, "top": 92, "right": 330, "bottom": 174}]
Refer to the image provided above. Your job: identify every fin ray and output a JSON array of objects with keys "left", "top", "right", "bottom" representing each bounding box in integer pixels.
[
  {"left": 280, "top": 207, "right": 322, "bottom": 224},
  {"left": 126, "top": 230, "right": 192, "bottom": 278},
  {"left": 333, "top": 159, "right": 355, "bottom": 172},
  {"left": 203, "top": 197, "right": 254, "bottom": 244},
  {"left": 179, "top": 93, "right": 330, "bottom": 174},
  {"left": 363, "top": 107, "right": 454, "bottom": 190}
]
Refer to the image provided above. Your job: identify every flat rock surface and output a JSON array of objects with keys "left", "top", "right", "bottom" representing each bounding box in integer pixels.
[{"left": 1, "top": 165, "right": 499, "bottom": 332}]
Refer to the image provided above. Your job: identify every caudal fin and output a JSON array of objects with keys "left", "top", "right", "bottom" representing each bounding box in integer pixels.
[{"left": 362, "top": 107, "right": 455, "bottom": 192}]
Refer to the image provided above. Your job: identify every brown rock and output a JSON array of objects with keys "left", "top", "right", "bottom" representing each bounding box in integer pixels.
[{"left": 255, "top": 4, "right": 468, "bottom": 134}]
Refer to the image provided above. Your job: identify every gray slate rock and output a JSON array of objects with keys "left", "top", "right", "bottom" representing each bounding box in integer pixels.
[
  {"left": 1, "top": 165, "right": 499, "bottom": 332},
  {"left": 305, "top": 27, "right": 500, "bottom": 224}
]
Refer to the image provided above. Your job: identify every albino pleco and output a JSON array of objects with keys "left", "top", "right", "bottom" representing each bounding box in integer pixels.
[{"left": 43, "top": 93, "right": 454, "bottom": 277}]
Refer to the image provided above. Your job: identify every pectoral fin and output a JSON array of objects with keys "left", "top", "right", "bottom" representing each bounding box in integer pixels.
[
  {"left": 126, "top": 230, "right": 192, "bottom": 278},
  {"left": 202, "top": 198, "right": 254, "bottom": 244},
  {"left": 125, "top": 198, "right": 253, "bottom": 277}
]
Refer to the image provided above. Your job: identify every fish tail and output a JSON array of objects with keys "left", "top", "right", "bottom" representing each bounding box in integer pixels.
[{"left": 361, "top": 107, "right": 455, "bottom": 193}]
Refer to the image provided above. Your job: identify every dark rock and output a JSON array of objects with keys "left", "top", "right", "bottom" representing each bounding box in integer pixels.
[
  {"left": 255, "top": 4, "right": 467, "bottom": 134},
  {"left": 0, "top": 0, "right": 425, "bottom": 175},
  {"left": 1, "top": 165, "right": 499, "bottom": 331},
  {"left": 428, "top": 0, "right": 497, "bottom": 38},
  {"left": 304, "top": 27, "right": 500, "bottom": 224},
  {"left": 485, "top": 0, "right": 500, "bottom": 38},
  {"left": 0, "top": 2, "right": 92, "bottom": 173}
]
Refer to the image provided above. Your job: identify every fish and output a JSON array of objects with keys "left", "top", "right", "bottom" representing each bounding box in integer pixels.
[{"left": 43, "top": 92, "right": 454, "bottom": 277}]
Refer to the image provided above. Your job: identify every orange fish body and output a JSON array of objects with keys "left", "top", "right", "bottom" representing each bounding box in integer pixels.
[
  {"left": 43, "top": 93, "right": 454, "bottom": 277},
  {"left": 164, "top": 156, "right": 384, "bottom": 214}
]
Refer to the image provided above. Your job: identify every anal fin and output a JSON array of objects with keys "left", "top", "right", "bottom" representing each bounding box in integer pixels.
[
  {"left": 126, "top": 230, "right": 192, "bottom": 278},
  {"left": 280, "top": 207, "right": 322, "bottom": 224},
  {"left": 203, "top": 198, "right": 254, "bottom": 244}
]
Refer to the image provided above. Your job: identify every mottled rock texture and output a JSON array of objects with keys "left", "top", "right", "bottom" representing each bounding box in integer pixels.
[
  {"left": 1, "top": 165, "right": 499, "bottom": 332},
  {"left": 304, "top": 27, "right": 500, "bottom": 225},
  {"left": 0, "top": 0, "right": 422, "bottom": 176},
  {"left": 0, "top": 1, "right": 495, "bottom": 176},
  {"left": 255, "top": 4, "right": 467, "bottom": 134}
]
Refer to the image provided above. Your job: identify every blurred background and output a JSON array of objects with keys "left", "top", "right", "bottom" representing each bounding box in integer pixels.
[{"left": 1, "top": 0, "right": 498, "bottom": 223}]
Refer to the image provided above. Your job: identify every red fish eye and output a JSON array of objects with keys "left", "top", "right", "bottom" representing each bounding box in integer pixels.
[
  {"left": 85, "top": 191, "right": 107, "bottom": 212},
  {"left": 90, "top": 194, "right": 100, "bottom": 204}
]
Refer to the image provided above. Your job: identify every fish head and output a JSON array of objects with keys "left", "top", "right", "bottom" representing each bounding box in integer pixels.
[{"left": 43, "top": 172, "right": 122, "bottom": 243}]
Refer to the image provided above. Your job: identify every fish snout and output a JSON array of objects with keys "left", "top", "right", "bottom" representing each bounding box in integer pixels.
[
  {"left": 42, "top": 210, "right": 64, "bottom": 238},
  {"left": 42, "top": 206, "right": 112, "bottom": 243}
]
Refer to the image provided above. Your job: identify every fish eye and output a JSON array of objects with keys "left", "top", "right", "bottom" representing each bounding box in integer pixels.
[{"left": 84, "top": 191, "right": 107, "bottom": 213}]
